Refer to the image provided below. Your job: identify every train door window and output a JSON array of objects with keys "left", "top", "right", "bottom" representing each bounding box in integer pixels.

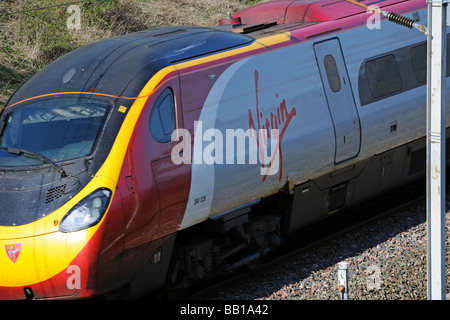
[
  {"left": 411, "top": 43, "right": 426, "bottom": 83},
  {"left": 324, "top": 54, "right": 341, "bottom": 92},
  {"left": 150, "top": 87, "right": 176, "bottom": 143},
  {"left": 365, "top": 54, "right": 402, "bottom": 98}
]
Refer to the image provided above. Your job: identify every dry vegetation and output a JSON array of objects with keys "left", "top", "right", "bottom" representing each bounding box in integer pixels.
[{"left": 0, "top": 0, "right": 263, "bottom": 105}]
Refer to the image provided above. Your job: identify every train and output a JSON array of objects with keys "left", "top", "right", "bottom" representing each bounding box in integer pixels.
[{"left": 0, "top": 0, "right": 447, "bottom": 299}]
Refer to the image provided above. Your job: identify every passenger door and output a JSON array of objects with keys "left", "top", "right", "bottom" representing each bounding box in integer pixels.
[
  {"left": 314, "top": 38, "right": 361, "bottom": 164},
  {"left": 149, "top": 75, "right": 191, "bottom": 239}
]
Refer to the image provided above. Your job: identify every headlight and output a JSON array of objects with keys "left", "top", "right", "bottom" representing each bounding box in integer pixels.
[{"left": 59, "top": 188, "right": 112, "bottom": 233}]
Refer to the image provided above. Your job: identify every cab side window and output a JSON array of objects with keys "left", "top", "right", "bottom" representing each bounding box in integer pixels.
[{"left": 150, "top": 87, "right": 176, "bottom": 143}]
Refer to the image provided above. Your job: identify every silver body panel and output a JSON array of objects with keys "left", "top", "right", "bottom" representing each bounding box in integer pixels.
[{"left": 180, "top": 8, "right": 450, "bottom": 230}]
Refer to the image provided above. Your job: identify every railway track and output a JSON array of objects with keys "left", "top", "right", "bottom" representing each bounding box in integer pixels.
[{"left": 180, "top": 178, "right": 426, "bottom": 300}]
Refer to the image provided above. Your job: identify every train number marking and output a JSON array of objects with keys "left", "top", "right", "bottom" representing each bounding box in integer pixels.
[{"left": 194, "top": 195, "right": 207, "bottom": 205}]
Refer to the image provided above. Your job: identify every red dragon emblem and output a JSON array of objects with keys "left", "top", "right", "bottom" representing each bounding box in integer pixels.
[{"left": 4, "top": 244, "right": 22, "bottom": 264}]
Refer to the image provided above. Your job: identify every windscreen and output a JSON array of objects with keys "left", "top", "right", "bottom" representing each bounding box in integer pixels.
[{"left": 0, "top": 97, "right": 110, "bottom": 167}]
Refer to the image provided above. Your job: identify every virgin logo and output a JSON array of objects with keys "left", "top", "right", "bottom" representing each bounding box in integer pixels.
[
  {"left": 248, "top": 70, "right": 297, "bottom": 182},
  {"left": 171, "top": 69, "right": 297, "bottom": 182}
]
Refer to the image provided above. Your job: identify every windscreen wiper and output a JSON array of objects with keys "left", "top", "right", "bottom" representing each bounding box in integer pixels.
[{"left": 0, "top": 146, "right": 67, "bottom": 178}]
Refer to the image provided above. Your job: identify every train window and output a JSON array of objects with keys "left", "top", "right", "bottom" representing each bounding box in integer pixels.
[
  {"left": 150, "top": 87, "right": 176, "bottom": 143},
  {"left": 324, "top": 54, "right": 341, "bottom": 92},
  {"left": 0, "top": 97, "right": 110, "bottom": 165},
  {"left": 411, "top": 44, "right": 426, "bottom": 83},
  {"left": 365, "top": 54, "right": 402, "bottom": 98}
]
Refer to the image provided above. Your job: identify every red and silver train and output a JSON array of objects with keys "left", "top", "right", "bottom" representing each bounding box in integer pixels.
[{"left": 0, "top": 0, "right": 446, "bottom": 299}]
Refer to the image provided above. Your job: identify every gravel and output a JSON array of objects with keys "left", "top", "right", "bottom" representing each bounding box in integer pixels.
[{"left": 207, "top": 196, "right": 450, "bottom": 300}]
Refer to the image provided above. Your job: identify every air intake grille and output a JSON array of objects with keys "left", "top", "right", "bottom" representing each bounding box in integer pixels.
[{"left": 45, "top": 184, "right": 66, "bottom": 204}]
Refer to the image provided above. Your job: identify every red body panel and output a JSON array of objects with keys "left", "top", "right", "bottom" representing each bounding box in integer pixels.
[
  {"left": 234, "top": 0, "right": 300, "bottom": 25},
  {"left": 119, "top": 74, "right": 186, "bottom": 249}
]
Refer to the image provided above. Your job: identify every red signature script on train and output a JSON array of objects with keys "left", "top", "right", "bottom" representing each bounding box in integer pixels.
[{"left": 248, "top": 69, "right": 297, "bottom": 182}]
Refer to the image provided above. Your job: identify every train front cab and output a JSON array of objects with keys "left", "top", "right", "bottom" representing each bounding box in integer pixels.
[
  {"left": 0, "top": 96, "right": 125, "bottom": 299},
  {"left": 0, "top": 68, "right": 187, "bottom": 299}
]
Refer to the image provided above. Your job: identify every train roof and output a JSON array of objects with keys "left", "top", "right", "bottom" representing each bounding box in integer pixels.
[
  {"left": 5, "top": 0, "right": 426, "bottom": 108},
  {"left": 220, "top": 0, "right": 425, "bottom": 37},
  {"left": 6, "top": 27, "right": 253, "bottom": 107}
]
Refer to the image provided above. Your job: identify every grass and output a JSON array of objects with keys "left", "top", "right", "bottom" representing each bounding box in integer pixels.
[{"left": 0, "top": 0, "right": 263, "bottom": 106}]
